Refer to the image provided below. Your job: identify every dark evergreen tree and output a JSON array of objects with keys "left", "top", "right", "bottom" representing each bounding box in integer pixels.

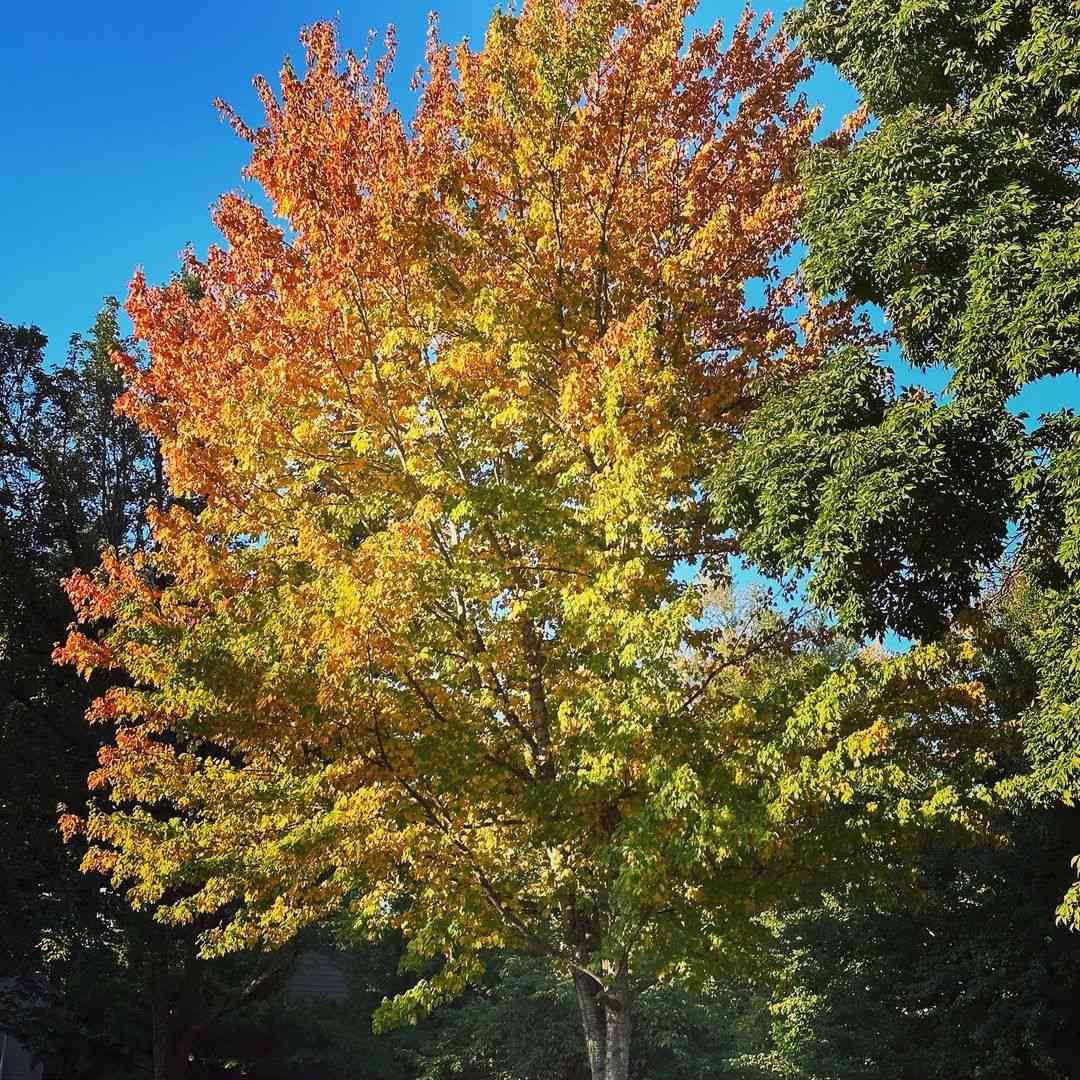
[{"left": 0, "top": 304, "right": 296, "bottom": 1079}]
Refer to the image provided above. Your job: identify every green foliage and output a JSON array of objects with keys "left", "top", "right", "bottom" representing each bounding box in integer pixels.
[
  {"left": 404, "top": 953, "right": 767, "bottom": 1080},
  {"left": 713, "top": 351, "right": 1023, "bottom": 638},
  {"left": 743, "top": 0, "right": 1080, "bottom": 640},
  {"left": 410, "top": 955, "right": 589, "bottom": 1080},
  {"left": 708, "top": 0, "right": 1080, "bottom": 925},
  {"left": 984, "top": 570, "right": 1080, "bottom": 928},
  {"left": 258, "top": 932, "right": 430, "bottom": 1080},
  {"left": 1, "top": 932, "right": 152, "bottom": 1080},
  {"left": 0, "top": 303, "right": 153, "bottom": 978},
  {"left": 749, "top": 808, "right": 1080, "bottom": 1080},
  {"left": 792, "top": 0, "right": 1080, "bottom": 393}
]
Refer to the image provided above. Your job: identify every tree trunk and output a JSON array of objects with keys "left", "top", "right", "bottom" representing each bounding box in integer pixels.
[
  {"left": 574, "top": 970, "right": 607, "bottom": 1079},
  {"left": 604, "top": 982, "right": 631, "bottom": 1080},
  {"left": 152, "top": 1025, "right": 193, "bottom": 1080},
  {"left": 572, "top": 970, "right": 632, "bottom": 1080},
  {"left": 149, "top": 949, "right": 197, "bottom": 1080}
]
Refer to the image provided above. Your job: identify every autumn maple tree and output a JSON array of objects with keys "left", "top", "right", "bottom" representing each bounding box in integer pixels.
[{"left": 57, "top": 2, "right": 1004, "bottom": 1076}]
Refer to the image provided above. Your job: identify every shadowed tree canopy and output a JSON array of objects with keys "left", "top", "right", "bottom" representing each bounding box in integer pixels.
[{"left": 0, "top": 303, "right": 158, "bottom": 977}]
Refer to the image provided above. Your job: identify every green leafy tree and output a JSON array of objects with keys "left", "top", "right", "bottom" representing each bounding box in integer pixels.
[
  {"left": 0, "top": 305, "right": 160, "bottom": 1028},
  {"left": 712, "top": 350, "right": 1024, "bottom": 641},
  {"left": 711, "top": 0, "right": 1080, "bottom": 922},
  {"left": 0, "top": 306, "right": 156, "bottom": 977},
  {"left": 795, "top": 0, "right": 1080, "bottom": 395}
]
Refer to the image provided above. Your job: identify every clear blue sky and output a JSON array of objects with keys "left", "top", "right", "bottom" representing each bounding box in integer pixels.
[
  {"left": 3, "top": 0, "right": 1075, "bottom": 418},
  {"left": 5, "top": 0, "right": 854, "bottom": 357}
]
